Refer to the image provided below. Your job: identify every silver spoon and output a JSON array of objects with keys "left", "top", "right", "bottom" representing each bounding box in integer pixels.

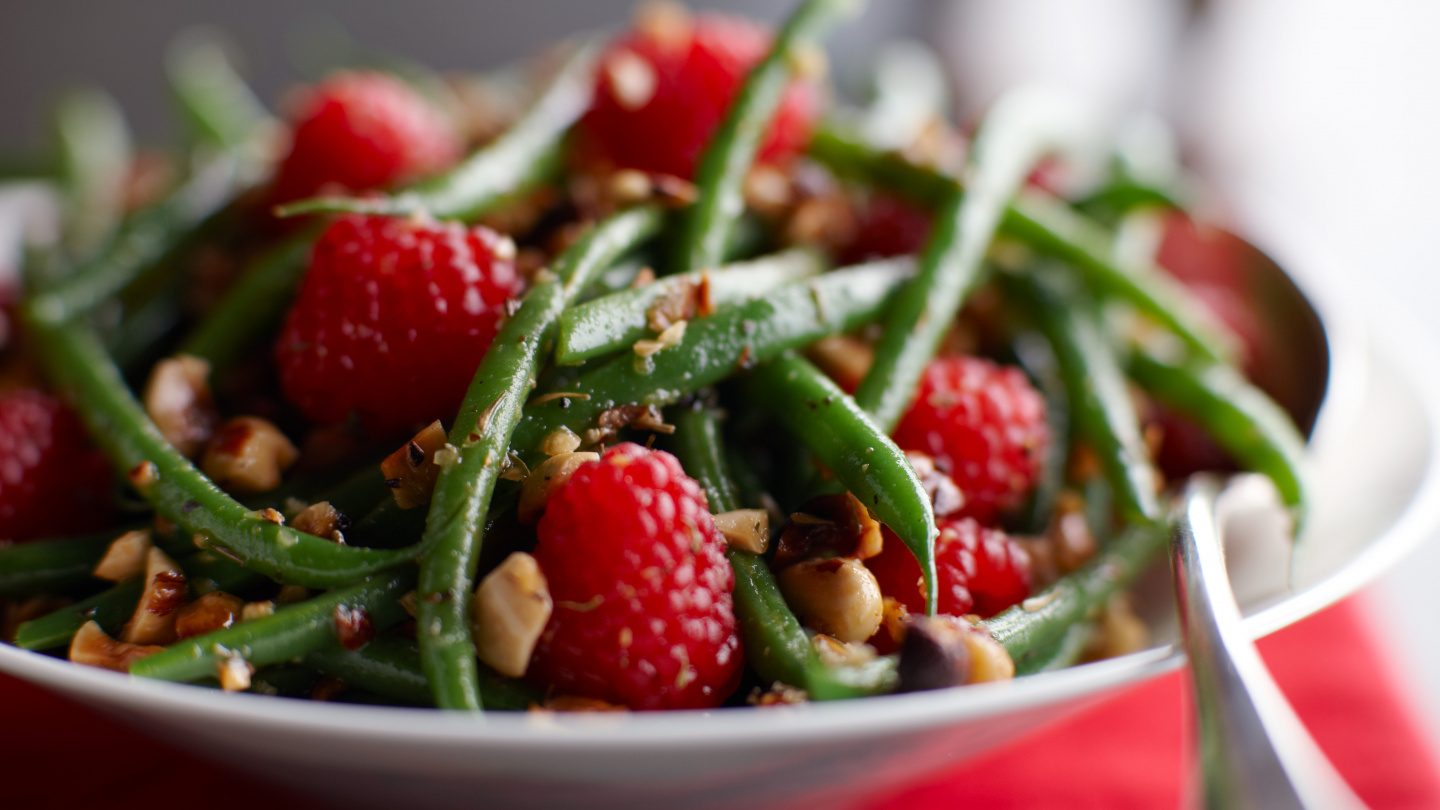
[{"left": 1167, "top": 233, "right": 1363, "bottom": 809}]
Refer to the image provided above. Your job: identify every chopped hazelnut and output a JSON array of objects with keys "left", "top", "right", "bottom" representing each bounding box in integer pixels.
[
  {"left": 121, "top": 547, "right": 187, "bottom": 645},
  {"left": 202, "top": 416, "right": 298, "bottom": 494},
  {"left": 241, "top": 601, "right": 276, "bottom": 622},
  {"left": 174, "top": 592, "right": 243, "bottom": 639},
  {"left": 518, "top": 452, "right": 599, "bottom": 524},
  {"left": 381, "top": 421, "right": 448, "bottom": 509},
  {"left": 217, "top": 654, "right": 254, "bottom": 692},
  {"left": 291, "top": 500, "right": 345, "bottom": 543},
  {"left": 712, "top": 509, "right": 770, "bottom": 555},
  {"left": 777, "top": 557, "right": 884, "bottom": 643},
  {"left": 92, "top": 530, "right": 153, "bottom": 582},
  {"left": 774, "top": 492, "right": 883, "bottom": 569},
  {"left": 472, "top": 552, "right": 553, "bottom": 678},
  {"left": 70, "top": 621, "right": 163, "bottom": 672},
  {"left": 142, "top": 355, "right": 216, "bottom": 458}
]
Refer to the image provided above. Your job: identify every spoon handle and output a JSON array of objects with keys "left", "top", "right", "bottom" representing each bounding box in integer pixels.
[{"left": 1171, "top": 475, "right": 1364, "bottom": 810}]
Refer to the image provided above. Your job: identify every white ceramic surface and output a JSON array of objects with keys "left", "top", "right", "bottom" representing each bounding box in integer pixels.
[{"left": 3, "top": 304, "right": 1438, "bottom": 808}]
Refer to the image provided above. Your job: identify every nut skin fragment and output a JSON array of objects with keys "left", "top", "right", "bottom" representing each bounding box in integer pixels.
[
  {"left": 92, "top": 530, "right": 153, "bottom": 582},
  {"left": 70, "top": 621, "right": 163, "bottom": 672},
  {"left": 142, "top": 355, "right": 217, "bottom": 458},
  {"left": 334, "top": 604, "right": 376, "bottom": 651},
  {"left": 174, "top": 592, "right": 244, "bottom": 639},
  {"left": 774, "top": 492, "right": 883, "bottom": 569},
  {"left": 471, "top": 551, "right": 553, "bottom": 678},
  {"left": 121, "top": 547, "right": 187, "bottom": 645},
  {"left": 381, "top": 420, "right": 447, "bottom": 509},
  {"left": 777, "top": 557, "right": 884, "bottom": 644},
  {"left": 217, "top": 655, "right": 254, "bottom": 692},
  {"left": 201, "top": 416, "right": 299, "bottom": 495},
  {"left": 712, "top": 509, "right": 770, "bottom": 554},
  {"left": 517, "top": 452, "right": 599, "bottom": 525}
]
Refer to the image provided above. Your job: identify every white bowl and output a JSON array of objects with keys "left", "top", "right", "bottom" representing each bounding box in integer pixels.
[{"left": 4, "top": 230, "right": 1439, "bottom": 810}]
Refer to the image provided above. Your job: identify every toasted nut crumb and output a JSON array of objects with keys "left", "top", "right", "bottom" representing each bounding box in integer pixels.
[
  {"left": 334, "top": 604, "right": 375, "bottom": 651},
  {"left": 786, "top": 42, "right": 828, "bottom": 81},
  {"left": 277, "top": 585, "right": 310, "bottom": 604},
  {"left": 121, "top": 547, "right": 187, "bottom": 645},
  {"left": 743, "top": 166, "right": 794, "bottom": 217},
  {"left": 775, "top": 492, "right": 883, "bottom": 568},
  {"left": 128, "top": 461, "right": 159, "bottom": 490},
  {"left": 878, "top": 596, "right": 910, "bottom": 648},
  {"left": 539, "top": 427, "right": 582, "bottom": 457},
  {"left": 811, "top": 633, "right": 878, "bottom": 667},
  {"left": 748, "top": 683, "right": 809, "bottom": 706},
  {"left": 258, "top": 507, "right": 285, "bottom": 525},
  {"left": 433, "top": 443, "right": 461, "bottom": 469},
  {"left": 778, "top": 558, "right": 884, "bottom": 643},
  {"left": 605, "top": 49, "right": 656, "bottom": 110},
  {"left": 381, "top": 421, "right": 447, "bottom": 509},
  {"left": 499, "top": 451, "right": 530, "bottom": 482},
  {"left": 645, "top": 281, "right": 699, "bottom": 333},
  {"left": 70, "top": 621, "right": 162, "bottom": 672},
  {"left": 655, "top": 319, "right": 687, "bottom": 348},
  {"left": 962, "top": 629, "right": 1015, "bottom": 683},
  {"left": 174, "top": 592, "right": 243, "bottom": 639},
  {"left": 537, "top": 695, "right": 627, "bottom": 712},
  {"left": 202, "top": 417, "right": 298, "bottom": 494},
  {"left": 652, "top": 174, "right": 697, "bottom": 206},
  {"left": 217, "top": 655, "right": 254, "bottom": 692},
  {"left": 92, "top": 530, "right": 153, "bottom": 582},
  {"left": 806, "top": 335, "right": 873, "bottom": 392},
  {"left": 472, "top": 552, "right": 553, "bottom": 678},
  {"left": 241, "top": 601, "right": 276, "bottom": 622},
  {"left": 518, "top": 452, "right": 599, "bottom": 524},
  {"left": 399, "top": 591, "right": 419, "bottom": 618},
  {"left": 291, "top": 501, "right": 344, "bottom": 543},
  {"left": 713, "top": 509, "right": 770, "bottom": 554},
  {"left": 904, "top": 451, "right": 965, "bottom": 518},
  {"left": 609, "top": 169, "right": 653, "bottom": 204},
  {"left": 143, "top": 355, "right": 217, "bottom": 458},
  {"left": 1050, "top": 490, "right": 1097, "bottom": 573}
]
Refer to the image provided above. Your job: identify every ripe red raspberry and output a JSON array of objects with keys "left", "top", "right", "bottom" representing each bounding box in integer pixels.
[
  {"left": 893, "top": 356, "right": 1050, "bottom": 523},
  {"left": 529, "top": 443, "right": 741, "bottom": 710},
  {"left": 866, "top": 516, "right": 1032, "bottom": 619},
  {"left": 0, "top": 390, "right": 116, "bottom": 542},
  {"left": 840, "top": 193, "right": 933, "bottom": 264},
  {"left": 273, "top": 214, "right": 522, "bottom": 437},
  {"left": 269, "top": 72, "right": 461, "bottom": 204},
  {"left": 577, "top": 13, "right": 819, "bottom": 180}
]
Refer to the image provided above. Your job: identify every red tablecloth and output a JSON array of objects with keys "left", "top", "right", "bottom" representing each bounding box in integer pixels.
[{"left": 3, "top": 593, "right": 1437, "bottom": 809}]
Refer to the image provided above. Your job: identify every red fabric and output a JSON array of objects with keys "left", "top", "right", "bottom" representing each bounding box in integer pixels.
[{"left": 1, "top": 595, "right": 1437, "bottom": 809}]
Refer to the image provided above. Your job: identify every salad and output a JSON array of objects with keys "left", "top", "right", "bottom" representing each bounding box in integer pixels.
[{"left": 0, "top": 0, "right": 1307, "bottom": 713}]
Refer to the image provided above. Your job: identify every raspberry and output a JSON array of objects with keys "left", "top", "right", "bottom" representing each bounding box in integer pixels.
[
  {"left": 866, "top": 517, "right": 1032, "bottom": 619},
  {"left": 273, "top": 214, "right": 522, "bottom": 437},
  {"left": 577, "top": 13, "right": 819, "bottom": 180},
  {"left": 0, "top": 390, "right": 116, "bottom": 542},
  {"left": 269, "top": 72, "right": 461, "bottom": 204},
  {"left": 893, "top": 356, "right": 1050, "bottom": 523},
  {"left": 529, "top": 443, "right": 741, "bottom": 710},
  {"left": 840, "top": 193, "right": 933, "bottom": 264}
]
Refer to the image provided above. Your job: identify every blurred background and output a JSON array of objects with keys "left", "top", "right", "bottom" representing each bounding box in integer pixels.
[{"left": 4, "top": 0, "right": 1439, "bottom": 746}]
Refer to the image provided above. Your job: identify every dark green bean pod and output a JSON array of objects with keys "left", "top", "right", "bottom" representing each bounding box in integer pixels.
[
  {"left": 306, "top": 636, "right": 536, "bottom": 710},
  {"left": 131, "top": 570, "right": 414, "bottom": 683},
  {"left": 512, "top": 258, "right": 913, "bottom": 456},
  {"left": 983, "top": 522, "right": 1166, "bottom": 672},
  {"left": 1010, "top": 332, "right": 1071, "bottom": 535},
  {"left": 22, "top": 308, "right": 417, "bottom": 587},
  {"left": 0, "top": 531, "right": 117, "bottom": 598},
  {"left": 419, "top": 205, "right": 665, "bottom": 711},
  {"left": 53, "top": 88, "right": 130, "bottom": 257},
  {"left": 13, "top": 579, "right": 143, "bottom": 651},
  {"left": 556, "top": 248, "right": 825, "bottom": 365},
  {"left": 854, "top": 88, "right": 1085, "bottom": 432},
  {"left": 806, "top": 127, "right": 1233, "bottom": 364},
  {"left": 1127, "top": 349, "right": 1308, "bottom": 526},
  {"left": 678, "top": 0, "right": 860, "bottom": 274},
  {"left": 1005, "top": 271, "right": 1162, "bottom": 525},
  {"left": 745, "top": 353, "right": 938, "bottom": 612},
  {"left": 277, "top": 43, "right": 596, "bottom": 221}
]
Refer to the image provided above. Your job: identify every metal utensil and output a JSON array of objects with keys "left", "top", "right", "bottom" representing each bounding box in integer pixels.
[{"left": 1168, "top": 233, "right": 1361, "bottom": 809}]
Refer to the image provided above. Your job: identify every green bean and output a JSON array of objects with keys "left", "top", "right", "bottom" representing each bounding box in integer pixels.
[
  {"left": 1011, "top": 332, "right": 1070, "bottom": 535},
  {"left": 166, "top": 31, "right": 272, "bottom": 151},
  {"left": 182, "top": 549, "right": 272, "bottom": 597},
  {"left": 0, "top": 531, "right": 117, "bottom": 598},
  {"left": 419, "top": 205, "right": 664, "bottom": 711},
  {"left": 1005, "top": 271, "right": 1162, "bottom": 525},
  {"left": 746, "top": 353, "right": 938, "bottom": 612},
  {"left": 1014, "top": 621, "right": 1093, "bottom": 676},
  {"left": 22, "top": 308, "right": 416, "bottom": 587},
  {"left": 306, "top": 636, "right": 536, "bottom": 710},
  {"left": 131, "top": 570, "right": 413, "bottom": 682},
  {"left": 177, "top": 228, "right": 319, "bottom": 371},
  {"left": 984, "top": 521, "right": 1166, "bottom": 671},
  {"left": 14, "top": 579, "right": 143, "bottom": 651},
  {"left": 277, "top": 43, "right": 596, "bottom": 221},
  {"left": 512, "top": 257, "right": 913, "bottom": 455},
  {"left": 53, "top": 88, "right": 131, "bottom": 257},
  {"left": 1127, "top": 349, "right": 1308, "bottom": 526},
  {"left": 556, "top": 248, "right": 826, "bottom": 365},
  {"left": 854, "top": 88, "right": 1088, "bottom": 432},
  {"left": 679, "top": 0, "right": 860, "bottom": 274},
  {"left": 807, "top": 127, "right": 1233, "bottom": 363}
]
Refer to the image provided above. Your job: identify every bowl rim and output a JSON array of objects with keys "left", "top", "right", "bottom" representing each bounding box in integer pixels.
[{"left": 3, "top": 206, "right": 1438, "bottom": 751}]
